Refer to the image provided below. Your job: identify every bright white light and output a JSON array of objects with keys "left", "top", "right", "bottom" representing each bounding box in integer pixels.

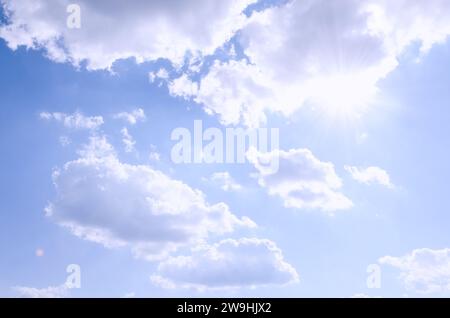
[{"left": 308, "top": 72, "right": 378, "bottom": 120}]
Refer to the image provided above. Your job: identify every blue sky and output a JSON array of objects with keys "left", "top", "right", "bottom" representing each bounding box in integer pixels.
[{"left": 2, "top": 0, "right": 450, "bottom": 298}]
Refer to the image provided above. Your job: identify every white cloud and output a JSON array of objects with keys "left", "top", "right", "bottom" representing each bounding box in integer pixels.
[
  {"left": 113, "top": 108, "right": 146, "bottom": 125},
  {"left": 247, "top": 148, "right": 353, "bottom": 212},
  {"left": 13, "top": 285, "right": 69, "bottom": 298},
  {"left": 45, "top": 135, "right": 256, "bottom": 260},
  {"left": 169, "top": 74, "right": 199, "bottom": 100},
  {"left": 209, "top": 172, "right": 242, "bottom": 192},
  {"left": 4, "top": 1, "right": 450, "bottom": 125},
  {"left": 120, "top": 127, "right": 136, "bottom": 153},
  {"left": 8, "top": 1, "right": 450, "bottom": 125},
  {"left": 169, "top": 0, "right": 450, "bottom": 126},
  {"left": 151, "top": 238, "right": 299, "bottom": 290},
  {"left": 149, "top": 68, "right": 170, "bottom": 83},
  {"left": 39, "top": 111, "right": 103, "bottom": 130},
  {"left": 171, "top": 60, "right": 271, "bottom": 127},
  {"left": 345, "top": 165, "right": 393, "bottom": 188},
  {"left": 379, "top": 248, "right": 450, "bottom": 294},
  {"left": 0, "top": 0, "right": 256, "bottom": 70}
]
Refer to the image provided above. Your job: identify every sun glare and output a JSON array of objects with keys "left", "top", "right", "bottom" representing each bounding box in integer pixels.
[{"left": 308, "top": 73, "right": 378, "bottom": 121}]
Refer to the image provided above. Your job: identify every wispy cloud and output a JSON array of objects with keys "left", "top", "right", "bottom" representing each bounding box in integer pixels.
[
  {"left": 113, "top": 108, "right": 146, "bottom": 125},
  {"left": 120, "top": 127, "right": 136, "bottom": 153},
  {"left": 40, "top": 112, "right": 103, "bottom": 130},
  {"left": 345, "top": 166, "right": 394, "bottom": 189},
  {"left": 13, "top": 284, "right": 69, "bottom": 298}
]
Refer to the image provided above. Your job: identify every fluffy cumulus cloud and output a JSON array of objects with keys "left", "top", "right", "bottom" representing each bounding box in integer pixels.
[
  {"left": 39, "top": 111, "right": 103, "bottom": 130},
  {"left": 170, "top": 60, "right": 272, "bottom": 127},
  {"left": 345, "top": 165, "right": 393, "bottom": 188},
  {"left": 6, "top": 1, "right": 450, "bottom": 124},
  {"left": 4, "top": 0, "right": 450, "bottom": 122},
  {"left": 151, "top": 238, "right": 299, "bottom": 290},
  {"left": 168, "top": 0, "right": 450, "bottom": 126},
  {"left": 13, "top": 285, "right": 69, "bottom": 298},
  {"left": 379, "top": 248, "right": 450, "bottom": 294},
  {"left": 247, "top": 148, "right": 353, "bottom": 212},
  {"left": 168, "top": 74, "right": 200, "bottom": 100},
  {"left": 45, "top": 135, "right": 256, "bottom": 260},
  {"left": 0, "top": 0, "right": 256, "bottom": 70}
]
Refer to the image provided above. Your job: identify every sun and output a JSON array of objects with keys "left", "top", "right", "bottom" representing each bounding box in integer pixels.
[{"left": 307, "top": 72, "right": 379, "bottom": 121}]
